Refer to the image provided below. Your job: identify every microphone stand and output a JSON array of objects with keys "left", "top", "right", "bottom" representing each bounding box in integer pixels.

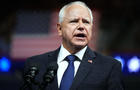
[
  {"left": 38, "top": 82, "right": 48, "bottom": 90},
  {"left": 20, "top": 78, "right": 41, "bottom": 90},
  {"left": 20, "top": 82, "right": 33, "bottom": 90}
]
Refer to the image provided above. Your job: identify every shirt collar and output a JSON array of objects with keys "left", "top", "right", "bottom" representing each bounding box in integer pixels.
[
  {"left": 57, "top": 44, "right": 87, "bottom": 63},
  {"left": 75, "top": 46, "right": 87, "bottom": 60}
]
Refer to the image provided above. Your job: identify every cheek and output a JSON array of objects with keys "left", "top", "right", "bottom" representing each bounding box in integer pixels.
[
  {"left": 62, "top": 29, "right": 72, "bottom": 39},
  {"left": 87, "top": 27, "right": 92, "bottom": 34},
  {"left": 89, "top": 29, "right": 92, "bottom": 36},
  {"left": 65, "top": 26, "right": 75, "bottom": 35},
  {"left": 88, "top": 33, "right": 92, "bottom": 40},
  {"left": 87, "top": 28, "right": 92, "bottom": 40}
]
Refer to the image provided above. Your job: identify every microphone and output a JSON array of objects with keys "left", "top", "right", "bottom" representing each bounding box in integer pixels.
[
  {"left": 38, "top": 62, "right": 58, "bottom": 90},
  {"left": 24, "top": 66, "right": 39, "bottom": 84},
  {"left": 20, "top": 65, "right": 39, "bottom": 90}
]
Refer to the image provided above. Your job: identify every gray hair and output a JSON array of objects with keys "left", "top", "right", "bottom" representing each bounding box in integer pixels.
[{"left": 58, "top": 1, "right": 93, "bottom": 24}]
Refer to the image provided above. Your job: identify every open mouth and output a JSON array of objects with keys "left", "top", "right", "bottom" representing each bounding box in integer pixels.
[{"left": 74, "top": 33, "right": 86, "bottom": 38}]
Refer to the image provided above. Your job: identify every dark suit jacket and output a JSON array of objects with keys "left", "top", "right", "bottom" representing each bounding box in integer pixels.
[{"left": 24, "top": 47, "right": 124, "bottom": 90}]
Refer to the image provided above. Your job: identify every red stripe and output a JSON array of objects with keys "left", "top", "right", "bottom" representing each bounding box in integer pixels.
[{"left": 10, "top": 10, "right": 100, "bottom": 60}]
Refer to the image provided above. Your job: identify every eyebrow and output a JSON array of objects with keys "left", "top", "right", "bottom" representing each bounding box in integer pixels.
[{"left": 70, "top": 17, "right": 90, "bottom": 21}]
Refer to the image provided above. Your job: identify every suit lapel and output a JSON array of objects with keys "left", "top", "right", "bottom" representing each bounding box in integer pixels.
[
  {"left": 70, "top": 47, "right": 96, "bottom": 90},
  {"left": 46, "top": 48, "right": 60, "bottom": 90}
]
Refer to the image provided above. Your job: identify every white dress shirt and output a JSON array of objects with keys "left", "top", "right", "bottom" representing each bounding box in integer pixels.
[{"left": 57, "top": 45, "right": 87, "bottom": 87}]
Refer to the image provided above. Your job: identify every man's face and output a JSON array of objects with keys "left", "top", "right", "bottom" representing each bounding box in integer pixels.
[{"left": 57, "top": 4, "right": 93, "bottom": 51}]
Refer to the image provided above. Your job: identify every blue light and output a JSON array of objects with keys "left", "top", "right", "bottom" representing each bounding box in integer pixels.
[
  {"left": 114, "top": 56, "right": 125, "bottom": 70},
  {"left": 0, "top": 57, "right": 11, "bottom": 72},
  {"left": 127, "top": 56, "right": 140, "bottom": 73}
]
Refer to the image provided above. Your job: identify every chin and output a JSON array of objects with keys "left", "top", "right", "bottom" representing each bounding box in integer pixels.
[{"left": 73, "top": 43, "right": 87, "bottom": 49}]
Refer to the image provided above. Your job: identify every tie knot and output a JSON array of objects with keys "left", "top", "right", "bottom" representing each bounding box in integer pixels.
[{"left": 67, "top": 55, "right": 75, "bottom": 62}]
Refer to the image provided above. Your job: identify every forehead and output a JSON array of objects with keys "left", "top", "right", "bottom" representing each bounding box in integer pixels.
[{"left": 64, "top": 4, "right": 91, "bottom": 20}]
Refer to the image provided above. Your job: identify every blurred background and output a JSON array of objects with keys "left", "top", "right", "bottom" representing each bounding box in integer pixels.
[{"left": 0, "top": 0, "right": 140, "bottom": 90}]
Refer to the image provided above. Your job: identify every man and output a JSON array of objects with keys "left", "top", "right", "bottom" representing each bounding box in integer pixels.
[{"left": 23, "top": 1, "right": 124, "bottom": 90}]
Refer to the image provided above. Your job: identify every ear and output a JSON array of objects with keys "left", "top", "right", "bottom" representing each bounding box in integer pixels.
[{"left": 57, "top": 23, "right": 62, "bottom": 36}]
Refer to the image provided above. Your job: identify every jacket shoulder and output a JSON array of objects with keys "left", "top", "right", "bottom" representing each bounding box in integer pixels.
[
  {"left": 24, "top": 48, "right": 59, "bottom": 71},
  {"left": 94, "top": 51, "right": 121, "bottom": 65},
  {"left": 27, "top": 48, "right": 59, "bottom": 61}
]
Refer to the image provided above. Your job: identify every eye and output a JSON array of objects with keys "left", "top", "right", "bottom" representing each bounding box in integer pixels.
[
  {"left": 69, "top": 19, "right": 78, "bottom": 23},
  {"left": 83, "top": 19, "right": 90, "bottom": 24}
]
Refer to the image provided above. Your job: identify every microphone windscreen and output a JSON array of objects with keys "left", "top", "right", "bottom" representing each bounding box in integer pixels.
[
  {"left": 29, "top": 62, "right": 40, "bottom": 69},
  {"left": 43, "top": 62, "right": 58, "bottom": 83},
  {"left": 24, "top": 62, "right": 40, "bottom": 83}
]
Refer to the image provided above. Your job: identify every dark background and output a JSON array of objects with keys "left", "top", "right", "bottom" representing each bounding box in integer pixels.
[{"left": 0, "top": 0, "right": 140, "bottom": 90}]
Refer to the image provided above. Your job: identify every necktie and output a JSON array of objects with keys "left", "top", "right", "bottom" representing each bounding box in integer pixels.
[{"left": 60, "top": 55, "right": 75, "bottom": 90}]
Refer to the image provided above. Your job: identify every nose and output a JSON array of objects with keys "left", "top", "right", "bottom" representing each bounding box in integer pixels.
[{"left": 77, "top": 21, "right": 84, "bottom": 31}]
